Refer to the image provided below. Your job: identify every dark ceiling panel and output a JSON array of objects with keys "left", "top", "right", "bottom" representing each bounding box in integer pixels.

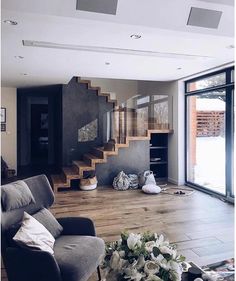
[
  {"left": 187, "top": 7, "right": 222, "bottom": 29},
  {"left": 76, "top": 0, "right": 118, "bottom": 15}
]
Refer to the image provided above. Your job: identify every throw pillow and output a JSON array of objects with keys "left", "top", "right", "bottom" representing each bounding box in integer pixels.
[
  {"left": 13, "top": 212, "right": 55, "bottom": 255},
  {"left": 1, "top": 181, "right": 35, "bottom": 211},
  {"left": 33, "top": 208, "right": 63, "bottom": 238},
  {"left": 142, "top": 184, "right": 161, "bottom": 194}
]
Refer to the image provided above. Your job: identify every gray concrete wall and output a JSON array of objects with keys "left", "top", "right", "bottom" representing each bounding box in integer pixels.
[
  {"left": 62, "top": 77, "right": 113, "bottom": 165},
  {"left": 96, "top": 140, "right": 149, "bottom": 186}
]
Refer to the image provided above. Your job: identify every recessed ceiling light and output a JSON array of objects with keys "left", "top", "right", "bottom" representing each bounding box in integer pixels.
[
  {"left": 177, "top": 67, "right": 182, "bottom": 70},
  {"left": 3, "top": 20, "right": 18, "bottom": 25},
  {"left": 130, "top": 34, "right": 141, "bottom": 39},
  {"left": 226, "top": 44, "right": 234, "bottom": 49},
  {"left": 20, "top": 73, "right": 28, "bottom": 76},
  {"left": 105, "top": 62, "right": 110, "bottom": 65},
  {"left": 14, "top": 56, "right": 24, "bottom": 59}
]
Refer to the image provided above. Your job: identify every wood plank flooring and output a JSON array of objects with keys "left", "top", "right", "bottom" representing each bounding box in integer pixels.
[
  {"left": 1, "top": 185, "right": 234, "bottom": 281},
  {"left": 51, "top": 186, "right": 234, "bottom": 266}
]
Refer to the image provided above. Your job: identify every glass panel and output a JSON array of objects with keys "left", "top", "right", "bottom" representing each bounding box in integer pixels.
[
  {"left": 187, "top": 73, "right": 226, "bottom": 92},
  {"left": 136, "top": 107, "right": 148, "bottom": 136},
  {"left": 187, "top": 90, "right": 226, "bottom": 194},
  {"left": 231, "top": 69, "right": 234, "bottom": 83},
  {"left": 233, "top": 89, "right": 235, "bottom": 196},
  {"left": 137, "top": 96, "right": 150, "bottom": 105},
  {"left": 153, "top": 98, "right": 169, "bottom": 129}
]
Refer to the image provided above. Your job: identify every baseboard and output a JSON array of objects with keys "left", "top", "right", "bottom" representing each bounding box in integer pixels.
[{"left": 168, "top": 177, "right": 179, "bottom": 185}]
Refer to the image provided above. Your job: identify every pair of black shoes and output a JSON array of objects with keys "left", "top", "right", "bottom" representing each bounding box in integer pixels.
[{"left": 174, "top": 190, "right": 185, "bottom": 195}]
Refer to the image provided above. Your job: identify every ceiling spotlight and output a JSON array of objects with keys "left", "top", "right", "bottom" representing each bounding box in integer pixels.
[
  {"left": 20, "top": 73, "right": 28, "bottom": 76},
  {"left": 14, "top": 56, "right": 24, "bottom": 59},
  {"left": 226, "top": 44, "right": 234, "bottom": 49},
  {"left": 3, "top": 20, "right": 18, "bottom": 25},
  {"left": 105, "top": 62, "right": 110, "bottom": 65},
  {"left": 177, "top": 67, "right": 182, "bottom": 70},
  {"left": 130, "top": 34, "right": 142, "bottom": 39}
]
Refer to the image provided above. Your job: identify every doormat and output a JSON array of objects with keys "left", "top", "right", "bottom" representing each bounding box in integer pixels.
[
  {"left": 201, "top": 258, "right": 234, "bottom": 281},
  {"left": 161, "top": 186, "right": 195, "bottom": 196}
]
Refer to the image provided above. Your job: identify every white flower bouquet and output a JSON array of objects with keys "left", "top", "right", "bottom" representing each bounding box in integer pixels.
[{"left": 102, "top": 232, "right": 185, "bottom": 281}]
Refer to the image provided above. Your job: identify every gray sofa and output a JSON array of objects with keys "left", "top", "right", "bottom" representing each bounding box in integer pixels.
[{"left": 1, "top": 174, "right": 105, "bottom": 281}]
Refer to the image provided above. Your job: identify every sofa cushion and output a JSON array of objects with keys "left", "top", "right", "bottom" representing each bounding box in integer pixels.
[
  {"left": 1, "top": 181, "right": 35, "bottom": 211},
  {"left": 13, "top": 212, "right": 55, "bottom": 255},
  {"left": 54, "top": 235, "right": 105, "bottom": 281},
  {"left": 33, "top": 208, "right": 63, "bottom": 238}
]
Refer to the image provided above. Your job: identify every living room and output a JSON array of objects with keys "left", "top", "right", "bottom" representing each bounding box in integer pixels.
[{"left": 1, "top": 1, "right": 234, "bottom": 281}]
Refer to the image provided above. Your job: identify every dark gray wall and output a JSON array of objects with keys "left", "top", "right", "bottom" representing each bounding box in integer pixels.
[
  {"left": 62, "top": 77, "right": 113, "bottom": 165},
  {"left": 96, "top": 140, "right": 150, "bottom": 185}
]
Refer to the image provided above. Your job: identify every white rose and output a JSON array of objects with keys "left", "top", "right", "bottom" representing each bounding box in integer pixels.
[
  {"left": 136, "top": 255, "right": 145, "bottom": 269},
  {"left": 156, "top": 234, "right": 169, "bottom": 247},
  {"left": 146, "top": 275, "right": 163, "bottom": 281},
  {"left": 144, "top": 261, "right": 160, "bottom": 275},
  {"left": 145, "top": 241, "right": 156, "bottom": 253},
  {"left": 110, "top": 251, "right": 120, "bottom": 270},
  {"left": 169, "top": 270, "right": 182, "bottom": 281},
  {"left": 124, "top": 268, "right": 145, "bottom": 281},
  {"left": 127, "top": 233, "right": 142, "bottom": 250},
  {"left": 151, "top": 254, "right": 170, "bottom": 270},
  {"left": 119, "top": 250, "right": 125, "bottom": 258},
  {"left": 168, "top": 261, "right": 182, "bottom": 275},
  {"left": 159, "top": 246, "right": 173, "bottom": 256}
]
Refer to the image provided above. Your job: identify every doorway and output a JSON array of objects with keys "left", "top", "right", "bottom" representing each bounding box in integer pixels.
[
  {"left": 31, "top": 104, "right": 49, "bottom": 164},
  {"left": 17, "top": 85, "right": 62, "bottom": 177}
]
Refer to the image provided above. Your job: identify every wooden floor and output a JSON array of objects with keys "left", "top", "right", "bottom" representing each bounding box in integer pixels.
[{"left": 2, "top": 185, "right": 234, "bottom": 280}]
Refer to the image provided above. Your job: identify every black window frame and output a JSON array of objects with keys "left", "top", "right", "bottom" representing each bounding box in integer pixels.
[{"left": 185, "top": 66, "right": 234, "bottom": 200}]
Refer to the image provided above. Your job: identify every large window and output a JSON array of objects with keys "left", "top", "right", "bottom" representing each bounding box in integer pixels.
[{"left": 185, "top": 67, "right": 234, "bottom": 198}]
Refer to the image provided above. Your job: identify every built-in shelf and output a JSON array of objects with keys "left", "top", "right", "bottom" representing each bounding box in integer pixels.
[{"left": 150, "top": 133, "right": 168, "bottom": 181}]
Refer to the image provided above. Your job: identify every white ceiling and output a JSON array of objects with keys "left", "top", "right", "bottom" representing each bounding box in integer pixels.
[{"left": 1, "top": 0, "right": 234, "bottom": 87}]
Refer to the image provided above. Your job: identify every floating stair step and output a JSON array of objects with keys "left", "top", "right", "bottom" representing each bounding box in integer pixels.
[
  {"left": 92, "top": 147, "right": 105, "bottom": 158},
  {"left": 51, "top": 174, "right": 70, "bottom": 193},
  {"left": 62, "top": 167, "right": 81, "bottom": 181},
  {"left": 73, "top": 161, "right": 94, "bottom": 175},
  {"left": 83, "top": 153, "right": 105, "bottom": 166},
  {"left": 127, "top": 136, "right": 150, "bottom": 141},
  {"left": 98, "top": 146, "right": 118, "bottom": 155}
]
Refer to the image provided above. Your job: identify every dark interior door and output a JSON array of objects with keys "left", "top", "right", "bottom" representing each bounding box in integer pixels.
[{"left": 31, "top": 104, "right": 48, "bottom": 164}]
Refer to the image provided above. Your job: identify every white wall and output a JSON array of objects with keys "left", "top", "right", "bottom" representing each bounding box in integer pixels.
[
  {"left": 1, "top": 87, "right": 17, "bottom": 172},
  {"left": 82, "top": 77, "right": 138, "bottom": 104},
  {"left": 138, "top": 80, "right": 185, "bottom": 185}
]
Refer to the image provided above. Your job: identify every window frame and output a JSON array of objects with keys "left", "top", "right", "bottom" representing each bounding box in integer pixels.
[{"left": 185, "top": 66, "right": 234, "bottom": 201}]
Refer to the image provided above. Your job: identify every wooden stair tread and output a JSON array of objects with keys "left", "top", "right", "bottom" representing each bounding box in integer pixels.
[
  {"left": 148, "top": 129, "right": 174, "bottom": 134},
  {"left": 51, "top": 174, "right": 69, "bottom": 187},
  {"left": 84, "top": 153, "right": 102, "bottom": 160},
  {"left": 62, "top": 167, "right": 80, "bottom": 179},
  {"left": 95, "top": 147, "right": 118, "bottom": 154},
  {"left": 73, "top": 160, "right": 94, "bottom": 170},
  {"left": 127, "top": 136, "right": 150, "bottom": 141}
]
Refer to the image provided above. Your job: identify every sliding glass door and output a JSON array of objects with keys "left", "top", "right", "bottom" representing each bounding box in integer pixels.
[
  {"left": 186, "top": 90, "right": 226, "bottom": 194},
  {"left": 185, "top": 67, "right": 234, "bottom": 198}
]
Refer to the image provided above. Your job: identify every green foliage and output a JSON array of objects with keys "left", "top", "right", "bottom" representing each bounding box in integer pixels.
[
  {"left": 142, "top": 231, "right": 156, "bottom": 242},
  {"left": 159, "top": 268, "right": 170, "bottom": 281},
  {"left": 176, "top": 255, "right": 185, "bottom": 262},
  {"left": 121, "top": 231, "right": 129, "bottom": 242},
  {"left": 102, "top": 231, "right": 185, "bottom": 281},
  {"left": 153, "top": 246, "right": 161, "bottom": 257}
]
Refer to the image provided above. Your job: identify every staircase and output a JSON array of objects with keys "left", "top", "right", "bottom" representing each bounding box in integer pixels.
[{"left": 51, "top": 78, "right": 173, "bottom": 192}]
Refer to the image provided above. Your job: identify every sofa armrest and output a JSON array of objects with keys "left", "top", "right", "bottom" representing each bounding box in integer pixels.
[
  {"left": 5, "top": 247, "right": 62, "bottom": 281},
  {"left": 57, "top": 217, "right": 96, "bottom": 236}
]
